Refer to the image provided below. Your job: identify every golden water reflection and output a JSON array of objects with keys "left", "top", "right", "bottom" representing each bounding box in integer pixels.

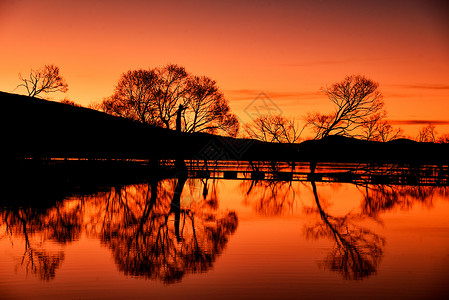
[
  {"left": 1, "top": 176, "right": 238, "bottom": 283},
  {"left": 305, "top": 181, "right": 385, "bottom": 280},
  {"left": 1, "top": 173, "right": 448, "bottom": 283}
]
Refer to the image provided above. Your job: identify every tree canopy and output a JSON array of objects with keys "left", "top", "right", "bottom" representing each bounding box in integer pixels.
[
  {"left": 243, "top": 114, "right": 303, "bottom": 143},
  {"left": 306, "top": 75, "right": 384, "bottom": 139},
  {"left": 101, "top": 64, "right": 239, "bottom": 136}
]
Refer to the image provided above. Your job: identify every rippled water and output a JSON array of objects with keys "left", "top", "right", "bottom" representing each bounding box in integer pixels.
[{"left": 1, "top": 167, "right": 449, "bottom": 299}]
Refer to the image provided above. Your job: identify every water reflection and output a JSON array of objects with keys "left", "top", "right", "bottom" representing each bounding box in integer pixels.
[
  {"left": 84, "top": 176, "right": 238, "bottom": 283},
  {"left": 1, "top": 200, "right": 82, "bottom": 280},
  {"left": 359, "top": 184, "right": 445, "bottom": 216},
  {"left": 304, "top": 180, "right": 385, "bottom": 280},
  {"left": 240, "top": 179, "right": 298, "bottom": 215},
  {"left": 1, "top": 162, "right": 448, "bottom": 283},
  {"left": 0, "top": 175, "right": 238, "bottom": 283},
  {"left": 236, "top": 163, "right": 448, "bottom": 280},
  {"left": 20, "top": 249, "right": 65, "bottom": 281}
]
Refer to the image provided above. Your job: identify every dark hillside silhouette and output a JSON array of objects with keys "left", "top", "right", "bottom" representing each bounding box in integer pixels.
[
  {"left": 2, "top": 91, "right": 176, "bottom": 160},
  {"left": 1, "top": 91, "right": 288, "bottom": 162},
  {"left": 2, "top": 91, "right": 449, "bottom": 165},
  {"left": 297, "top": 135, "right": 449, "bottom": 164}
]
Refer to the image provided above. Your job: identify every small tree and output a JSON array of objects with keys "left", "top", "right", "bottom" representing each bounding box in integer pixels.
[
  {"left": 375, "top": 120, "right": 404, "bottom": 142},
  {"left": 17, "top": 65, "right": 68, "bottom": 97},
  {"left": 60, "top": 99, "right": 82, "bottom": 107},
  {"left": 306, "top": 75, "right": 383, "bottom": 139},
  {"left": 243, "top": 114, "right": 303, "bottom": 143},
  {"left": 416, "top": 124, "right": 437, "bottom": 143},
  {"left": 437, "top": 133, "right": 449, "bottom": 144},
  {"left": 361, "top": 114, "right": 404, "bottom": 142}
]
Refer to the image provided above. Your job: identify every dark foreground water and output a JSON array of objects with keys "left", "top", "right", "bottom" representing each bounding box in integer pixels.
[{"left": 1, "top": 165, "right": 449, "bottom": 299}]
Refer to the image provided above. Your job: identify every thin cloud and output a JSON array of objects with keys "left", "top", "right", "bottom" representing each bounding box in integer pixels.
[
  {"left": 283, "top": 57, "right": 387, "bottom": 67},
  {"left": 227, "top": 89, "right": 322, "bottom": 101},
  {"left": 281, "top": 59, "right": 354, "bottom": 67},
  {"left": 389, "top": 120, "right": 449, "bottom": 125},
  {"left": 388, "top": 84, "right": 449, "bottom": 90},
  {"left": 382, "top": 91, "right": 428, "bottom": 99}
]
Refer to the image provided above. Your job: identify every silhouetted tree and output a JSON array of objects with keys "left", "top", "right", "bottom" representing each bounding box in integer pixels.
[
  {"left": 60, "top": 99, "right": 82, "bottom": 107},
  {"left": 183, "top": 75, "right": 239, "bottom": 136},
  {"left": 17, "top": 64, "right": 68, "bottom": 98},
  {"left": 416, "top": 124, "right": 437, "bottom": 142},
  {"left": 437, "top": 133, "right": 449, "bottom": 143},
  {"left": 361, "top": 115, "right": 404, "bottom": 142},
  {"left": 415, "top": 125, "right": 449, "bottom": 143},
  {"left": 155, "top": 64, "right": 189, "bottom": 129},
  {"left": 87, "top": 101, "right": 102, "bottom": 110},
  {"left": 243, "top": 114, "right": 303, "bottom": 143},
  {"left": 306, "top": 75, "right": 383, "bottom": 139},
  {"left": 101, "top": 69, "right": 161, "bottom": 125},
  {"left": 101, "top": 64, "right": 239, "bottom": 136}
]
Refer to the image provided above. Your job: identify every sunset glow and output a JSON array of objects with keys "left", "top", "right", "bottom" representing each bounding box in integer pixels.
[{"left": 1, "top": 0, "right": 448, "bottom": 137}]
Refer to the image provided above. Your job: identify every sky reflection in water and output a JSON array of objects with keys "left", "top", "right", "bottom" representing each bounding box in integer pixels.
[{"left": 1, "top": 168, "right": 449, "bottom": 299}]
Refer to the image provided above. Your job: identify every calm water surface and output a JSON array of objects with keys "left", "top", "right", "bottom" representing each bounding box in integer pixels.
[{"left": 1, "top": 166, "right": 449, "bottom": 299}]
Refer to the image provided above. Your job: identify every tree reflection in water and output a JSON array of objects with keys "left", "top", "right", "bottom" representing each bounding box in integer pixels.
[
  {"left": 80, "top": 176, "right": 238, "bottom": 283},
  {"left": 240, "top": 179, "right": 298, "bottom": 215},
  {"left": 2, "top": 169, "right": 448, "bottom": 282},
  {"left": 359, "top": 184, "right": 449, "bottom": 216},
  {"left": 0, "top": 176, "right": 238, "bottom": 283},
  {"left": 0, "top": 200, "right": 82, "bottom": 280},
  {"left": 304, "top": 181, "right": 385, "bottom": 280}
]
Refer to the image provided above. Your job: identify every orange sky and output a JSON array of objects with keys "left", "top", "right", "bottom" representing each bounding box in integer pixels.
[{"left": 1, "top": 0, "right": 448, "bottom": 137}]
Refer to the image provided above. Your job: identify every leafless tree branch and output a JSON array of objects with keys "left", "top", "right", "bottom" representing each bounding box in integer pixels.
[{"left": 17, "top": 65, "right": 68, "bottom": 98}]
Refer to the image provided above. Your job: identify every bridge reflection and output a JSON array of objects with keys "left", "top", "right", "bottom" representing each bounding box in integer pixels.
[{"left": 186, "top": 161, "right": 449, "bottom": 187}]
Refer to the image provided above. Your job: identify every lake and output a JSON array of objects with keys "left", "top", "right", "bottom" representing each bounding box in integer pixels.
[{"left": 1, "top": 162, "right": 448, "bottom": 299}]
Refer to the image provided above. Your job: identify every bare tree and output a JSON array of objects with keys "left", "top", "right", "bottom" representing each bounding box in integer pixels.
[
  {"left": 17, "top": 65, "right": 68, "bottom": 98},
  {"left": 243, "top": 114, "right": 304, "bottom": 143},
  {"left": 101, "top": 69, "right": 161, "bottom": 126},
  {"left": 87, "top": 101, "right": 102, "bottom": 110},
  {"left": 183, "top": 75, "right": 239, "bottom": 136},
  {"left": 155, "top": 64, "right": 189, "bottom": 129},
  {"left": 416, "top": 124, "right": 437, "bottom": 142},
  {"left": 100, "top": 64, "right": 239, "bottom": 136},
  {"left": 306, "top": 75, "right": 384, "bottom": 139},
  {"left": 361, "top": 114, "right": 404, "bottom": 142},
  {"left": 375, "top": 120, "right": 404, "bottom": 142},
  {"left": 437, "top": 133, "right": 449, "bottom": 143},
  {"left": 60, "top": 99, "right": 82, "bottom": 107}
]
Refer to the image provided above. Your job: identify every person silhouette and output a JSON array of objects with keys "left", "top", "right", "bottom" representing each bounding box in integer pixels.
[
  {"left": 176, "top": 104, "right": 186, "bottom": 132},
  {"left": 175, "top": 104, "right": 188, "bottom": 172}
]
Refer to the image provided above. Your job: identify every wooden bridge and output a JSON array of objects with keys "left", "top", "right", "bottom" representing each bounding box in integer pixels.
[{"left": 12, "top": 158, "right": 449, "bottom": 187}]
